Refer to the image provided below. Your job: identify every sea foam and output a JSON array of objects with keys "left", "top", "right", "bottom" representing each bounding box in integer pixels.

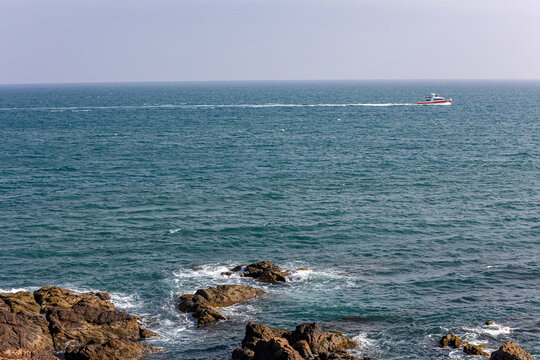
[{"left": 0, "top": 102, "right": 421, "bottom": 112}]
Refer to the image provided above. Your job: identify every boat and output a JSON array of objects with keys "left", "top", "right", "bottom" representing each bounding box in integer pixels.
[{"left": 416, "top": 93, "right": 452, "bottom": 105}]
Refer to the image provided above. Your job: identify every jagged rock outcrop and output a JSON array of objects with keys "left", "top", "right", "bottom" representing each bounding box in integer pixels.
[
  {"left": 440, "top": 333, "right": 491, "bottom": 357},
  {"left": 0, "top": 292, "right": 56, "bottom": 359},
  {"left": 178, "top": 285, "right": 264, "bottom": 326},
  {"left": 439, "top": 333, "right": 464, "bottom": 348},
  {"left": 0, "top": 287, "right": 159, "bottom": 360},
  {"left": 224, "top": 261, "right": 292, "bottom": 283},
  {"left": 35, "top": 286, "right": 157, "bottom": 350},
  {"left": 464, "top": 344, "right": 488, "bottom": 356},
  {"left": 232, "top": 322, "right": 360, "bottom": 360},
  {"left": 490, "top": 341, "right": 533, "bottom": 360}
]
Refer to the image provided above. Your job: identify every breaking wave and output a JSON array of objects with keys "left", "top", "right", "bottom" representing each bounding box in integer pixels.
[{"left": 462, "top": 322, "right": 514, "bottom": 338}]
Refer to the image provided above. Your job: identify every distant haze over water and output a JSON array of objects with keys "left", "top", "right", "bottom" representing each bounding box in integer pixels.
[{"left": 1, "top": 0, "right": 540, "bottom": 84}]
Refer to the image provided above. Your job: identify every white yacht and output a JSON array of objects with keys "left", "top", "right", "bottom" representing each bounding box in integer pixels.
[{"left": 417, "top": 93, "right": 453, "bottom": 105}]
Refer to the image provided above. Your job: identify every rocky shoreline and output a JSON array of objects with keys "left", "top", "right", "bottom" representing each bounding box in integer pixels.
[
  {"left": 0, "top": 286, "right": 159, "bottom": 360},
  {"left": 2, "top": 261, "right": 535, "bottom": 360},
  {"left": 439, "top": 330, "right": 534, "bottom": 360}
]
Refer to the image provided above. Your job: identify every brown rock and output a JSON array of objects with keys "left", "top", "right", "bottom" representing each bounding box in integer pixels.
[
  {"left": 1, "top": 287, "right": 158, "bottom": 360},
  {"left": 0, "top": 292, "right": 41, "bottom": 316},
  {"left": 231, "top": 265, "right": 246, "bottom": 272},
  {"left": 192, "top": 306, "right": 226, "bottom": 326},
  {"left": 490, "top": 341, "right": 533, "bottom": 360},
  {"left": 464, "top": 344, "right": 488, "bottom": 356},
  {"left": 95, "top": 293, "right": 111, "bottom": 302},
  {"left": 319, "top": 352, "right": 364, "bottom": 360},
  {"left": 0, "top": 349, "right": 59, "bottom": 360},
  {"left": 178, "top": 285, "right": 264, "bottom": 326},
  {"left": 34, "top": 287, "right": 113, "bottom": 312},
  {"left": 196, "top": 285, "right": 265, "bottom": 308},
  {"left": 240, "top": 261, "right": 292, "bottom": 283},
  {"left": 285, "top": 323, "right": 357, "bottom": 355},
  {"left": 293, "top": 340, "right": 313, "bottom": 358},
  {"left": 64, "top": 339, "right": 161, "bottom": 360},
  {"left": 440, "top": 333, "right": 464, "bottom": 348},
  {"left": 241, "top": 322, "right": 290, "bottom": 351},
  {"left": 232, "top": 347, "right": 255, "bottom": 360},
  {"left": 254, "top": 337, "right": 303, "bottom": 360},
  {"left": 138, "top": 327, "right": 158, "bottom": 339},
  {"left": 45, "top": 298, "right": 142, "bottom": 349},
  {"left": 0, "top": 310, "right": 54, "bottom": 355},
  {"left": 233, "top": 322, "right": 359, "bottom": 360}
]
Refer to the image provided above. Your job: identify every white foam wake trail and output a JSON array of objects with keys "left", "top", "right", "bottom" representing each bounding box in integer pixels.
[{"left": 0, "top": 103, "right": 417, "bottom": 112}]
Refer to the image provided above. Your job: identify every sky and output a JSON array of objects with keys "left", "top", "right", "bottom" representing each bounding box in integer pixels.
[{"left": 1, "top": 0, "right": 540, "bottom": 84}]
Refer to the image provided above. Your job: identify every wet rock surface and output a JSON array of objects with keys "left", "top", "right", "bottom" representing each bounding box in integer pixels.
[
  {"left": 439, "top": 326, "right": 534, "bottom": 359},
  {"left": 0, "top": 287, "right": 159, "bottom": 360},
  {"left": 232, "top": 322, "right": 360, "bottom": 360},
  {"left": 464, "top": 344, "right": 488, "bottom": 356},
  {"left": 439, "top": 334, "right": 464, "bottom": 348},
  {"left": 490, "top": 341, "right": 533, "bottom": 360},
  {"left": 179, "top": 285, "right": 264, "bottom": 326},
  {"left": 226, "top": 261, "right": 293, "bottom": 283}
]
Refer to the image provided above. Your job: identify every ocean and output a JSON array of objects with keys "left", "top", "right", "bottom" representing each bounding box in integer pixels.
[{"left": 0, "top": 81, "right": 539, "bottom": 359}]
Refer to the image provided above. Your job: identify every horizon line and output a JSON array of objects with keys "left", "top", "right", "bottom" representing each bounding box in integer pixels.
[{"left": 1, "top": 78, "right": 540, "bottom": 86}]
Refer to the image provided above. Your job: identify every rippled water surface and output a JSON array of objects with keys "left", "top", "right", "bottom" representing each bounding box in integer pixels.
[{"left": 1, "top": 81, "right": 539, "bottom": 359}]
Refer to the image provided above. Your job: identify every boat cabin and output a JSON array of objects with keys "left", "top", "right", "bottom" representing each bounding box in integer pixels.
[{"left": 423, "top": 93, "right": 445, "bottom": 102}]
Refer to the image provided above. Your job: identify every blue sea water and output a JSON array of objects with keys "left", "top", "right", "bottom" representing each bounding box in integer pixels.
[{"left": 0, "top": 81, "right": 539, "bottom": 359}]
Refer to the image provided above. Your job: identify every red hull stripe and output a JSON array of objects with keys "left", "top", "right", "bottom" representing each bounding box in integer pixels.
[{"left": 416, "top": 100, "right": 453, "bottom": 105}]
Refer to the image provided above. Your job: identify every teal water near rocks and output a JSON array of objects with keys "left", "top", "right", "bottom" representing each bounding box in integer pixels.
[{"left": 1, "top": 81, "right": 539, "bottom": 359}]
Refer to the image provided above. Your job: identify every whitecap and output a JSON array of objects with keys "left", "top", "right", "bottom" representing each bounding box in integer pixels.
[
  {"left": 109, "top": 292, "right": 142, "bottom": 311},
  {"left": 352, "top": 332, "right": 373, "bottom": 347},
  {"left": 169, "top": 228, "right": 182, "bottom": 234},
  {"left": 286, "top": 268, "right": 313, "bottom": 282},
  {"left": 462, "top": 323, "right": 514, "bottom": 337},
  {"left": 0, "top": 287, "right": 32, "bottom": 293},
  {"left": 173, "top": 264, "right": 231, "bottom": 280}
]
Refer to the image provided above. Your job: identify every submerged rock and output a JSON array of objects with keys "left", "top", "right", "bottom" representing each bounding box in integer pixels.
[
  {"left": 490, "top": 341, "right": 533, "bottom": 360},
  {"left": 226, "top": 261, "right": 292, "bottom": 283},
  {"left": 464, "top": 344, "right": 489, "bottom": 356},
  {"left": 485, "top": 321, "right": 507, "bottom": 327},
  {"left": 232, "top": 322, "right": 360, "bottom": 360},
  {"left": 0, "top": 287, "right": 159, "bottom": 360},
  {"left": 439, "top": 333, "right": 464, "bottom": 348},
  {"left": 178, "top": 285, "right": 264, "bottom": 326}
]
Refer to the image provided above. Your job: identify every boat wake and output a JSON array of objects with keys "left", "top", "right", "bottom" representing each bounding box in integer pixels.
[{"left": 0, "top": 103, "right": 420, "bottom": 112}]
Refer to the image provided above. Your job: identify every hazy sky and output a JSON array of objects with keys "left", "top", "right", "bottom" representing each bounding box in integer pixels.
[{"left": 1, "top": 0, "right": 540, "bottom": 84}]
